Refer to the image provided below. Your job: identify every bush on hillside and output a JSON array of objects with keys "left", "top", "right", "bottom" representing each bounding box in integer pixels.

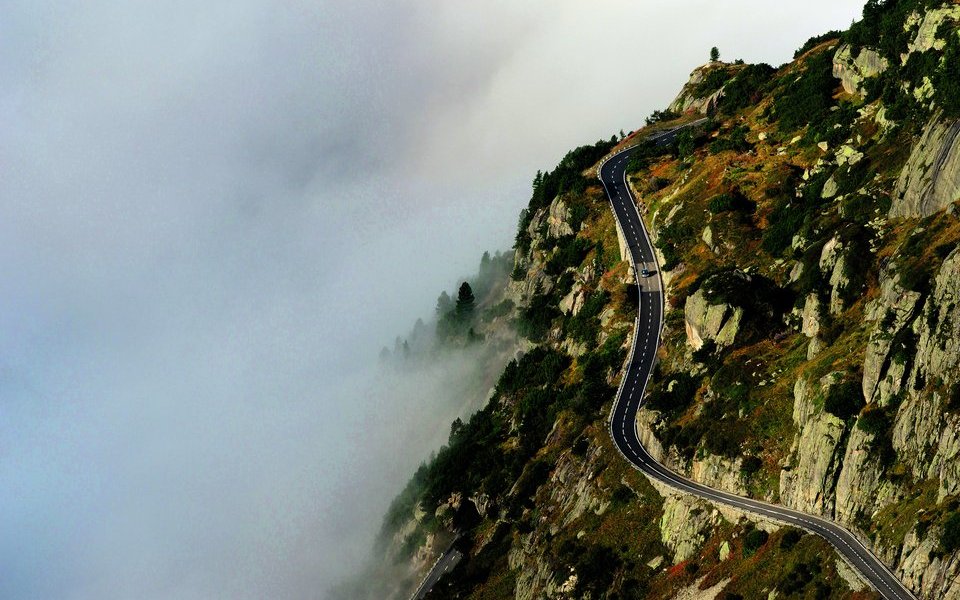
[
  {"left": 824, "top": 380, "right": 864, "bottom": 420},
  {"left": 693, "top": 68, "right": 732, "bottom": 97},
  {"left": 709, "top": 126, "right": 753, "bottom": 154},
  {"left": 565, "top": 290, "right": 610, "bottom": 344},
  {"left": 646, "top": 109, "right": 680, "bottom": 125},
  {"left": 941, "top": 512, "right": 960, "bottom": 554},
  {"left": 708, "top": 191, "right": 756, "bottom": 214},
  {"left": 718, "top": 63, "right": 775, "bottom": 114},
  {"left": 517, "top": 290, "right": 561, "bottom": 341},
  {"left": 646, "top": 372, "right": 698, "bottom": 414},
  {"left": 743, "top": 529, "right": 769, "bottom": 557},
  {"left": 546, "top": 235, "right": 593, "bottom": 275},
  {"left": 771, "top": 51, "right": 837, "bottom": 132},
  {"left": 934, "top": 27, "right": 960, "bottom": 118},
  {"left": 794, "top": 30, "right": 843, "bottom": 59}
]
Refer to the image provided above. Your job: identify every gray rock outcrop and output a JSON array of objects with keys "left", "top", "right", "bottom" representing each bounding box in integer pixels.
[
  {"left": 668, "top": 63, "right": 728, "bottom": 115},
  {"left": 779, "top": 374, "right": 847, "bottom": 516},
  {"left": 904, "top": 5, "right": 960, "bottom": 56},
  {"left": 832, "top": 44, "right": 888, "bottom": 97},
  {"left": 891, "top": 114, "right": 960, "bottom": 219},
  {"left": 684, "top": 288, "right": 743, "bottom": 350},
  {"left": 862, "top": 264, "right": 922, "bottom": 404},
  {"left": 659, "top": 494, "right": 718, "bottom": 563},
  {"left": 545, "top": 197, "right": 574, "bottom": 238}
]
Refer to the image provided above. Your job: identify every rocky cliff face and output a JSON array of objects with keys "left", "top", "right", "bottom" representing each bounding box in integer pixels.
[
  {"left": 891, "top": 114, "right": 960, "bottom": 219},
  {"left": 779, "top": 374, "right": 848, "bottom": 516},
  {"left": 668, "top": 63, "right": 737, "bottom": 115}
]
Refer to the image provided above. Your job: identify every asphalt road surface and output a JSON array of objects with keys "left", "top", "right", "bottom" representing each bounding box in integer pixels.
[
  {"left": 410, "top": 544, "right": 462, "bottom": 600},
  {"left": 598, "top": 126, "right": 918, "bottom": 600}
]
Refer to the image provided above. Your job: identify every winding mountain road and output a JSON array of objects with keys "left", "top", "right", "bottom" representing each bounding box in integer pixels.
[{"left": 599, "top": 127, "right": 918, "bottom": 600}]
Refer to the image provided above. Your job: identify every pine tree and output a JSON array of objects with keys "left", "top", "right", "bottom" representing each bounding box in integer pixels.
[
  {"left": 456, "top": 282, "right": 475, "bottom": 320},
  {"left": 710, "top": 46, "right": 720, "bottom": 62},
  {"left": 436, "top": 291, "right": 453, "bottom": 316}
]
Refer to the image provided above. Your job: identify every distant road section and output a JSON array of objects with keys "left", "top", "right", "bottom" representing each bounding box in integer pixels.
[
  {"left": 409, "top": 542, "right": 462, "bottom": 600},
  {"left": 599, "top": 124, "right": 918, "bottom": 600}
]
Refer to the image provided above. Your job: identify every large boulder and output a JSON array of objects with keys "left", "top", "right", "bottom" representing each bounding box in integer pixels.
[
  {"left": 683, "top": 269, "right": 785, "bottom": 350},
  {"left": 891, "top": 114, "right": 960, "bottom": 219},
  {"left": 545, "top": 197, "right": 574, "bottom": 238},
  {"left": 832, "top": 44, "right": 888, "bottom": 97},
  {"left": 684, "top": 288, "right": 743, "bottom": 350}
]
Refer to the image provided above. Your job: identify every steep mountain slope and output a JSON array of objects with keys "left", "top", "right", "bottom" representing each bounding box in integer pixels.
[{"left": 367, "top": 2, "right": 960, "bottom": 599}]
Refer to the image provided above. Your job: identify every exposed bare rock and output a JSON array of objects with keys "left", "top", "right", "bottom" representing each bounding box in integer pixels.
[
  {"left": 819, "top": 236, "right": 844, "bottom": 272},
  {"left": 862, "top": 266, "right": 922, "bottom": 404},
  {"left": 559, "top": 282, "right": 586, "bottom": 316},
  {"left": 546, "top": 197, "right": 574, "bottom": 238},
  {"left": 779, "top": 374, "right": 846, "bottom": 516},
  {"left": 668, "top": 64, "right": 724, "bottom": 115},
  {"left": 672, "top": 576, "right": 731, "bottom": 600},
  {"left": 896, "top": 522, "right": 960, "bottom": 598},
  {"left": 801, "top": 294, "right": 825, "bottom": 359},
  {"left": 838, "top": 560, "right": 870, "bottom": 594},
  {"left": 636, "top": 408, "right": 674, "bottom": 468},
  {"left": 508, "top": 439, "right": 612, "bottom": 600},
  {"left": 691, "top": 454, "right": 747, "bottom": 496},
  {"left": 668, "top": 63, "right": 730, "bottom": 115},
  {"left": 891, "top": 114, "right": 960, "bottom": 219},
  {"left": 833, "top": 425, "right": 896, "bottom": 525},
  {"left": 821, "top": 175, "right": 839, "bottom": 199},
  {"left": 828, "top": 254, "right": 851, "bottom": 315},
  {"left": 507, "top": 195, "right": 582, "bottom": 304},
  {"left": 684, "top": 287, "right": 743, "bottom": 350},
  {"left": 904, "top": 5, "right": 960, "bottom": 57},
  {"left": 833, "top": 44, "right": 888, "bottom": 96},
  {"left": 659, "top": 494, "right": 718, "bottom": 563},
  {"left": 470, "top": 493, "right": 491, "bottom": 517},
  {"left": 702, "top": 225, "right": 715, "bottom": 253},
  {"left": 913, "top": 246, "right": 960, "bottom": 392},
  {"left": 876, "top": 248, "right": 960, "bottom": 500},
  {"left": 801, "top": 294, "right": 822, "bottom": 339}
]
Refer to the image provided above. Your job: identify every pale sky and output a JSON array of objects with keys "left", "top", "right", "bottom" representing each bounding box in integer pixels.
[{"left": 1, "top": 1, "right": 864, "bottom": 598}]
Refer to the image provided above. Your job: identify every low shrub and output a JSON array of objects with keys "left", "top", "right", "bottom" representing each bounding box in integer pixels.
[
  {"left": 940, "top": 512, "right": 960, "bottom": 554},
  {"left": 708, "top": 191, "right": 756, "bottom": 214},
  {"left": 780, "top": 529, "right": 803, "bottom": 550},
  {"left": 718, "top": 63, "right": 775, "bottom": 114},
  {"left": 771, "top": 50, "right": 837, "bottom": 132},
  {"left": 824, "top": 380, "right": 865, "bottom": 420},
  {"left": 743, "top": 528, "right": 769, "bottom": 556}
]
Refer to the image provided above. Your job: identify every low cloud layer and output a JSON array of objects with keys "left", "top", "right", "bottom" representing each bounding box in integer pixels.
[{"left": 1, "top": 1, "right": 863, "bottom": 598}]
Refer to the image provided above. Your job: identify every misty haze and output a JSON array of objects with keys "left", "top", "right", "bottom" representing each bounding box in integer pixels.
[{"left": 1, "top": 1, "right": 895, "bottom": 599}]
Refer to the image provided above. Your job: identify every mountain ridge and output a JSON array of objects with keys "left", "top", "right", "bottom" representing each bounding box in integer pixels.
[{"left": 345, "top": 2, "right": 960, "bottom": 598}]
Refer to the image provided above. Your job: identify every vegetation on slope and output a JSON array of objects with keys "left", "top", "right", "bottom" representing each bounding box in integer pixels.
[{"left": 368, "top": 2, "right": 960, "bottom": 598}]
